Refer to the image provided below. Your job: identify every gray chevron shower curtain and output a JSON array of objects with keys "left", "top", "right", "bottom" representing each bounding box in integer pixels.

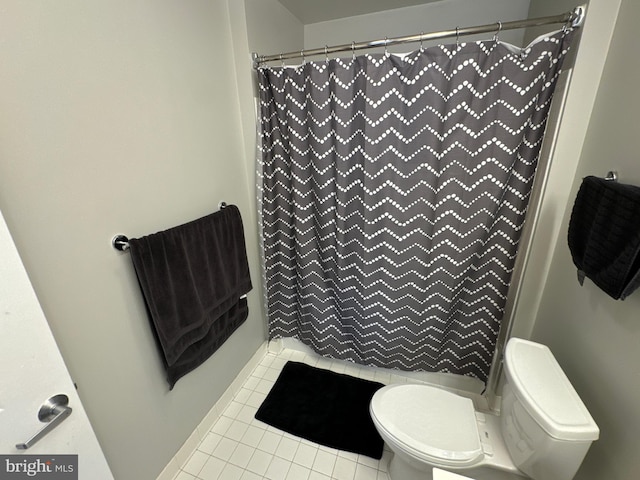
[{"left": 258, "top": 29, "right": 573, "bottom": 381}]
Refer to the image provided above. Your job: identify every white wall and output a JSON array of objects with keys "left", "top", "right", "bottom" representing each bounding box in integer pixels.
[
  {"left": 0, "top": 1, "right": 264, "bottom": 479},
  {"left": 232, "top": 0, "right": 304, "bottom": 220},
  {"left": 532, "top": 0, "right": 640, "bottom": 478},
  {"left": 304, "top": 0, "right": 531, "bottom": 55},
  {"left": 245, "top": 0, "right": 304, "bottom": 58},
  {"left": 509, "top": 0, "right": 621, "bottom": 341}
]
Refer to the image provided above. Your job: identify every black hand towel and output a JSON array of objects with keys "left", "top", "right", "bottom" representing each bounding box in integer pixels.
[
  {"left": 568, "top": 176, "right": 640, "bottom": 300},
  {"left": 129, "top": 205, "right": 252, "bottom": 388}
]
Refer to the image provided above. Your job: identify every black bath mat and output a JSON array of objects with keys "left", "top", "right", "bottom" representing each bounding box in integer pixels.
[{"left": 255, "top": 361, "right": 385, "bottom": 459}]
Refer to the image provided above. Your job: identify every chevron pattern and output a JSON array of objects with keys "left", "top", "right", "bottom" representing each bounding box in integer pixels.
[{"left": 258, "top": 30, "right": 574, "bottom": 381}]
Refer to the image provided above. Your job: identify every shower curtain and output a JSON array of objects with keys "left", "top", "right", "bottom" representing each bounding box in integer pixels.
[{"left": 258, "top": 29, "right": 574, "bottom": 381}]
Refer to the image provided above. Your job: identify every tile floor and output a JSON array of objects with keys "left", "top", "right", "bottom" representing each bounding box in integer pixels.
[{"left": 171, "top": 348, "right": 400, "bottom": 480}]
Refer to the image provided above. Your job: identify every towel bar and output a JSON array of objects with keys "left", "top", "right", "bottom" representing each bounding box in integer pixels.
[{"left": 112, "top": 201, "right": 228, "bottom": 252}]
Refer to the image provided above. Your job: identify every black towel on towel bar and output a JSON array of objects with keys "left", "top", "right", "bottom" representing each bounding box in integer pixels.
[
  {"left": 129, "top": 205, "right": 252, "bottom": 388},
  {"left": 568, "top": 176, "right": 640, "bottom": 300}
]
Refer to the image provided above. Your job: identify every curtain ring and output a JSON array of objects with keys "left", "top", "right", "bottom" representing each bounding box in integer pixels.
[
  {"left": 420, "top": 32, "right": 424, "bottom": 51},
  {"left": 279, "top": 53, "right": 284, "bottom": 67},
  {"left": 325, "top": 45, "right": 329, "bottom": 63},
  {"left": 493, "top": 21, "right": 502, "bottom": 43},
  {"left": 301, "top": 50, "right": 305, "bottom": 64},
  {"left": 456, "top": 26, "right": 460, "bottom": 47},
  {"left": 384, "top": 37, "right": 389, "bottom": 56},
  {"left": 352, "top": 41, "right": 356, "bottom": 60}
]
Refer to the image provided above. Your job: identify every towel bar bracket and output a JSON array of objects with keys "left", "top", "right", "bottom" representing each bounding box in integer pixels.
[
  {"left": 605, "top": 171, "right": 618, "bottom": 182},
  {"left": 112, "top": 234, "right": 130, "bottom": 251}
]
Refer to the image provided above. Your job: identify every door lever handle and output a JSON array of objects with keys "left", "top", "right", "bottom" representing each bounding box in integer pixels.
[{"left": 16, "top": 394, "right": 73, "bottom": 450}]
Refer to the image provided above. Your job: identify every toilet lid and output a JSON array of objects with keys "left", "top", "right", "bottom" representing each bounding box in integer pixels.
[{"left": 370, "top": 384, "right": 483, "bottom": 467}]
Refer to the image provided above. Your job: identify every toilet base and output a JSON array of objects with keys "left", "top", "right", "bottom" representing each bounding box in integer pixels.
[
  {"left": 388, "top": 452, "right": 433, "bottom": 480},
  {"left": 387, "top": 452, "right": 526, "bottom": 480}
]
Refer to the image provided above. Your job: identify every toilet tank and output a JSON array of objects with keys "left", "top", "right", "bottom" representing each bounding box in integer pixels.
[{"left": 500, "top": 338, "right": 599, "bottom": 480}]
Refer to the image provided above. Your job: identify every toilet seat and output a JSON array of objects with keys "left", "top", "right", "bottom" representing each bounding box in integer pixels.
[{"left": 370, "top": 384, "right": 484, "bottom": 468}]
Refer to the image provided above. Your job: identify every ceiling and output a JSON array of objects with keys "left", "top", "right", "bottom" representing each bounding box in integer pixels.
[{"left": 276, "top": 0, "right": 440, "bottom": 25}]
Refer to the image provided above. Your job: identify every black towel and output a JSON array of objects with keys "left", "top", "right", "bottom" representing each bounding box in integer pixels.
[
  {"left": 129, "top": 205, "right": 252, "bottom": 388},
  {"left": 568, "top": 176, "right": 640, "bottom": 300}
]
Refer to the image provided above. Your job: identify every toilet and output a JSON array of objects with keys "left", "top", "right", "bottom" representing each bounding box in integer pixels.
[{"left": 370, "top": 338, "right": 599, "bottom": 480}]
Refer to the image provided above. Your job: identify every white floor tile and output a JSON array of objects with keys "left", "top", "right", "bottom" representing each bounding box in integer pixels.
[
  {"left": 236, "top": 405, "right": 257, "bottom": 424},
  {"left": 303, "top": 355, "right": 319, "bottom": 366},
  {"left": 244, "top": 376, "right": 260, "bottom": 391},
  {"left": 240, "top": 425, "right": 266, "bottom": 448},
  {"left": 265, "top": 456, "right": 291, "bottom": 480},
  {"left": 376, "top": 470, "right": 390, "bottom": 480},
  {"left": 211, "top": 415, "right": 234, "bottom": 436},
  {"left": 333, "top": 456, "right": 357, "bottom": 480},
  {"left": 212, "top": 437, "right": 239, "bottom": 462},
  {"left": 234, "top": 388, "right": 252, "bottom": 404},
  {"left": 357, "top": 454, "right": 380, "bottom": 469},
  {"left": 260, "top": 355, "right": 275, "bottom": 367},
  {"left": 285, "top": 463, "right": 311, "bottom": 480},
  {"left": 246, "top": 450, "right": 273, "bottom": 476},
  {"left": 173, "top": 347, "right": 403, "bottom": 480},
  {"left": 257, "top": 430, "right": 282, "bottom": 454},
  {"left": 240, "top": 471, "right": 263, "bottom": 480},
  {"left": 253, "top": 365, "right": 268, "bottom": 378},
  {"left": 218, "top": 463, "right": 244, "bottom": 480},
  {"left": 250, "top": 417, "right": 271, "bottom": 430},
  {"left": 197, "top": 456, "right": 226, "bottom": 480},
  {"left": 293, "top": 443, "right": 318, "bottom": 469},
  {"left": 337, "top": 450, "right": 360, "bottom": 462},
  {"left": 288, "top": 351, "right": 306, "bottom": 362},
  {"left": 274, "top": 436, "right": 299, "bottom": 461},
  {"left": 246, "top": 391, "right": 267, "bottom": 408},
  {"left": 228, "top": 443, "right": 255, "bottom": 469},
  {"left": 225, "top": 420, "right": 250, "bottom": 442},
  {"left": 354, "top": 463, "right": 379, "bottom": 480},
  {"left": 315, "top": 358, "right": 333, "bottom": 370},
  {"left": 173, "top": 471, "right": 196, "bottom": 480},
  {"left": 312, "top": 449, "right": 337, "bottom": 476},
  {"left": 198, "top": 432, "right": 223, "bottom": 455},
  {"left": 269, "top": 356, "right": 288, "bottom": 368},
  {"left": 309, "top": 471, "right": 331, "bottom": 480},
  {"left": 255, "top": 378, "right": 274, "bottom": 394},
  {"left": 224, "top": 401, "right": 243, "bottom": 419},
  {"left": 182, "top": 450, "right": 208, "bottom": 477},
  {"left": 263, "top": 367, "right": 281, "bottom": 382}
]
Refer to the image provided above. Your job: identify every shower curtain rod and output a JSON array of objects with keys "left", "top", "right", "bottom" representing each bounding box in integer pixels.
[{"left": 252, "top": 6, "right": 585, "bottom": 68}]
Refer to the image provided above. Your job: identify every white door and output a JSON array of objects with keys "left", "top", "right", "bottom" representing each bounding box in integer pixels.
[{"left": 0, "top": 209, "right": 114, "bottom": 479}]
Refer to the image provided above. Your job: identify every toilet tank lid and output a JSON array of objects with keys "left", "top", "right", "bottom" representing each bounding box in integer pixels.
[{"left": 504, "top": 338, "right": 599, "bottom": 441}]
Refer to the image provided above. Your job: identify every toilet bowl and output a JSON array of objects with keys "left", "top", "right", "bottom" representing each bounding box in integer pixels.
[{"left": 369, "top": 338, "right": 599, "bottom": 480}]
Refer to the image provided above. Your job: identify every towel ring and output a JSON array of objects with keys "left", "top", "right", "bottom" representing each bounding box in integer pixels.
[{"left": 605, "top": 171, "right": 618, "bottom": 182}]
